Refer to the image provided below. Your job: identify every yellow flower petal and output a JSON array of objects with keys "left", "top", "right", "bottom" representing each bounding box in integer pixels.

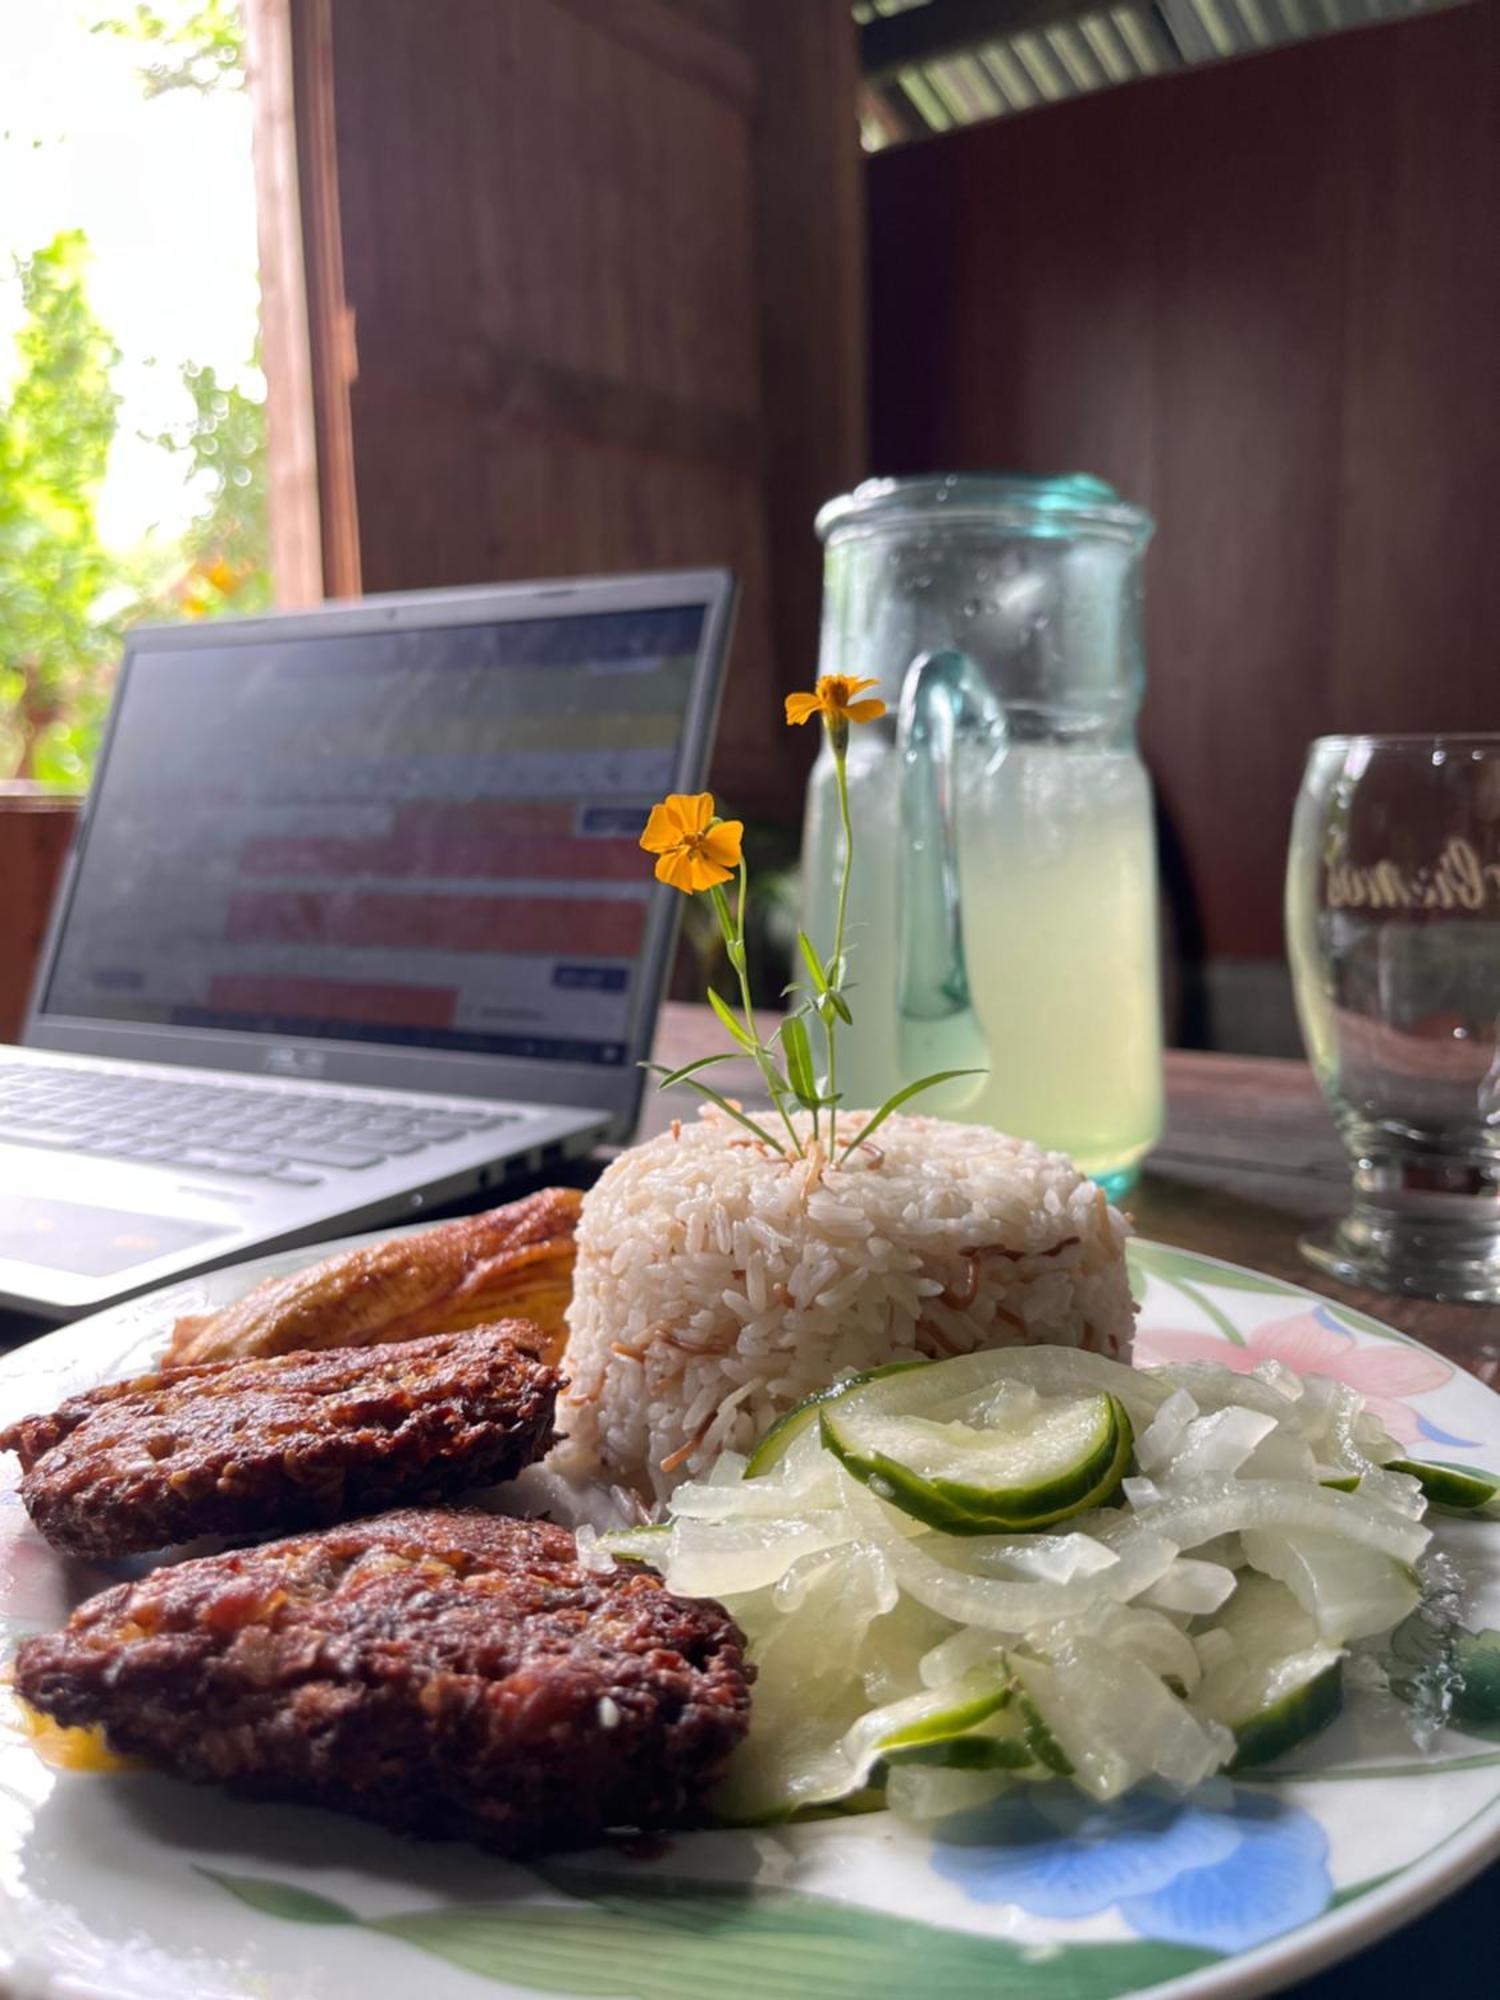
[
  {"left": 654, "top": 846, "right": 704, "bottom": 893},
  {"left": 690, "top": 851, "right": 735, "bottom": 890},
  {"left": 640, "top": 801, "right": 684, "bottom": 854},
  {"left": 844, "top": 697, "right": 886, "bottom": 723},
  {"left": 678, "top": 792, "right": 715, "bottom": 836},
  {"left": 701, "top": 818, "right": 744, "bottom": 872},
  {"left": 785, "top": 692, "right": 821, "bottom": 726},
  {"left": 839, "top": 676, "right": 881, "bottom": 697}
]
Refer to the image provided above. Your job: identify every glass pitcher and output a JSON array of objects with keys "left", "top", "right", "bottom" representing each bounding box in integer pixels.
[{"left": 800, "top": 473, "right": 1162, "bottom": 1195}]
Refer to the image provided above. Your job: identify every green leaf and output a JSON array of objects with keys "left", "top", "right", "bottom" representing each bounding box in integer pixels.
[
  {"left": 707, "top": 986, "right": 755, "bottom": 1051},
  {"left": 827, "top": 988, "right": 854, "bottom": 1026},
  {"left": 195, "top": 1868, "right": 356, "bottom": 1925},
  {"left": 779, "top": 1014, "right": 821, "bottom": 1109},
  {"left": 641, "top": 1052, "right": 741, "bottom": 1091},
  {"left": 796, "top": 930, "right": 829, "bottom": 993},
  {"left": 838, "top": 1070, "right": 985, "bottom": 1162},
  {"left": 670, "top": 1076, "right": 785, "bottom": 1152}
]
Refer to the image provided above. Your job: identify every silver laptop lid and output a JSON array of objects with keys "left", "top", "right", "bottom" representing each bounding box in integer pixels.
[{"left": 24, "top": 569, "right": 736, "bottom": 1136}]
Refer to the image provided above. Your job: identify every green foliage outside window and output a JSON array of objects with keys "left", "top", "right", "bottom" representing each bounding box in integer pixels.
[
  {"left": 1, "top": 3, "right": 268, "bottom": 789},
  {"left": 91, "top": 1, "right": 245, "bottom": 98},
  {"left": 0, "top": 232, "right": 123, "bottom": 785}
]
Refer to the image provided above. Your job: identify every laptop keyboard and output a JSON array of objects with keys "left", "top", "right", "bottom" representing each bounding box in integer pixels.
[{"left": 0, "top": 1062, "right": 522, "bottom": 1188}]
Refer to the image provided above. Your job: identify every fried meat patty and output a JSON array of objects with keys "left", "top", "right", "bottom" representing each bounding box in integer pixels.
[
  {"left": 0, "top": 1323, "right": 559, "bottom": 1560},
  {"left": 14, "top": 1508, "right": 752, "bottom": 1852}
]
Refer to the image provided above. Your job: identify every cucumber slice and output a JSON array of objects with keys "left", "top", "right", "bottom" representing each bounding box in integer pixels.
[
  {"left": 1015, "top": 1686, "right": 1075, "bottom": 1775},
  {"left": 836, "top": 1668, "right": 1042, "bottom": 1788},
  {"left": 1225, "top": 1664, "right": 1343, "bottom": 1772},
  {"left": 820, "top": 1373, "right": 1133, "bottom": 1534},
  {"left": 1387, "top": 1458, "right": 1500, "bottom": 1515},
  {"left": 744, "top": 1360, "right": 929, "bottom": 1478},
  {"left": 868, "top": 1679, "right": 1013, "bottom": 1750},
  {"left": 1191, "top": 1574, "right": 1344, "bottom": 1770},
  {"left": 884, "top": 1734, "right": 1033, "bottom": 1771}
]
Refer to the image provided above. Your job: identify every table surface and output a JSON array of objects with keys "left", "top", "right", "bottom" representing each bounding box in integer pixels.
[{"left": 646, "top": 1006, "right": 1500, "bottom": 1382}]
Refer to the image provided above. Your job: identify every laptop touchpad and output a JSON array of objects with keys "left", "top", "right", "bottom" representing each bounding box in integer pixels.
[{"left": 0, "top": 1195, "right": 233, "bottom": 1277}]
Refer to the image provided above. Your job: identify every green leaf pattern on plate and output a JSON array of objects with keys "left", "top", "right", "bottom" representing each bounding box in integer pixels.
[
  {"left": 206, "top": 1864, "right": 1220, "bottom": 2000},
  {"left": 198, "top": 1867, "right": 358, "bottom": 1924}
]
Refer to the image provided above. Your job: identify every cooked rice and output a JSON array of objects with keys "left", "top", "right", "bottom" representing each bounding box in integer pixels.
[{"left": 557, "top": 1108, "right": 1135, "bottom": 1501}]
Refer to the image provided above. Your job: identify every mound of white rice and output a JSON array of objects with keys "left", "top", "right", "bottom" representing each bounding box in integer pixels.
[{"left": 557, "top": 1108, "right": 1135, "bottom": 1501}]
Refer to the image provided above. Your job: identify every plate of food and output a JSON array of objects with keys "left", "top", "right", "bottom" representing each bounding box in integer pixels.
[
  {"left": 3, "top": 1131, "right": 1499, "bottom": 2000},
  {"left": 3, "top": 693, "right": 1498, "bottom": 2000}
]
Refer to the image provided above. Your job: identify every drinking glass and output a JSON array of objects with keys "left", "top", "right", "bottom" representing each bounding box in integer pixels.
[{"left": 1286, "top": 735, "right": 1500, "bottom": 1302}]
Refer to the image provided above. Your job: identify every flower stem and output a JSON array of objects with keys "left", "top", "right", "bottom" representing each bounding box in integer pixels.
[
  {"left": 826, "top": 740, "right": 855, "bottom": 1159},
  {"left": 710, "top": 881, "right": 803, "bottom": 1157}
]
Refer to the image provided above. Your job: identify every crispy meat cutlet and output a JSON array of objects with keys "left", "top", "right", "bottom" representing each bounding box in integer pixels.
[
  {"left": 0, "top": 1323, "right": 560, "bottom": 1560},
  {"left": 14, "top": 1508, "right": 753, "bottom": 1853},
  {"left": 165, "top": 1187, "right": 581, "bottom": 1369}
]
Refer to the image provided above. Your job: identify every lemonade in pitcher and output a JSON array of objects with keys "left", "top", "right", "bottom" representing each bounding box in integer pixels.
[{"left": 800, "top": 476, "right": 1163, "bottom": 1194}]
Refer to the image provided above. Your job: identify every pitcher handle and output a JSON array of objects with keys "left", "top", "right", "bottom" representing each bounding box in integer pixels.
[{"left": 896, "top": 649, "right": 999, "bottom": 1083}]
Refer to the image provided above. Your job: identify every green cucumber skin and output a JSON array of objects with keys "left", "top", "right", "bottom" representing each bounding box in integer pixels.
[
  {"left": 1225, "top": 1662, "right": 1344, "bottom": 1771},
  {"left": 1017, "top": 1693, "right": 1075, "bottom": 1776},
  {"left": 877, "top": 1684, "right": 1013, "bottom": 1752},
  {"left": 1386, "top": 1458, "right": 1500, "bottom": 1515},
  {"left": 882, "top": 1735, "right": 1034, "bottom": 1772},
  {"left": 744, "top": 1360, "right": 932, "bottom": 1478},
  {"left": 820, "top": 1397, "right": 1133, "bottom": 1536}
]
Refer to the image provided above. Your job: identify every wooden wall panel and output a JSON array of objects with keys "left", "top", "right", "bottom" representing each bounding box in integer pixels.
[
  {"left": 869, "top": 3, "right": 1500, "bottom": 960},
  {"left": 243, "top": 0, "right": 324, "bottom": 606},
  {"left": 294, "top": 0, "right": 865, "bottom": 821}
]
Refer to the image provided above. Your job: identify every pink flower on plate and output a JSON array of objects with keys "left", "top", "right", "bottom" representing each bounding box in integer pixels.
[{"left": 1135, "top": 1308, "right": 1453, "bottom": 1445}]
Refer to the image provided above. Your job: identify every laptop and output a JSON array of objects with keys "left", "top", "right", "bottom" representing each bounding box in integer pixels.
[{"left": 0, "top": 568, "right": 736, "bottom": 1319}]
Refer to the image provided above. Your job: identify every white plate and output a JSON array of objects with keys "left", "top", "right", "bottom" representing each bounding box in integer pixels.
[{"left": 2, "top": 1234, "right": 1498, "bottom": 2000}]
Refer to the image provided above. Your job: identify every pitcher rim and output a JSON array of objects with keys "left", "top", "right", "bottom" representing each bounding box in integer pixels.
[{"left": 816, "top": 473, "right": 1153, "bottom": 544}]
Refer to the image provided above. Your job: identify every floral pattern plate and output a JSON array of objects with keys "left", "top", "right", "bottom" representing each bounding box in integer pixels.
[{"left": 2, "top": 1234, "right": 1499, "bottom": 2000}]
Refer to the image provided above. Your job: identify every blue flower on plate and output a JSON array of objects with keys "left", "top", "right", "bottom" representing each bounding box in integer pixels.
[{"left": 929, "top": 1779, "right": 1331, "bottom": 1954}]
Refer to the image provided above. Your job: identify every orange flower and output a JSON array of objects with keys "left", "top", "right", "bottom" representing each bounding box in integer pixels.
[
  {"left": 639, "top": 792, "right": 744, "bottom": 894},
  {"left": 785, "top": 675, "right": 886, "bottom": 730}
]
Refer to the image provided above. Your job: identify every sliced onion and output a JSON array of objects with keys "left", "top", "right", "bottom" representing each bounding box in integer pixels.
[
  {"left": 1018, "top": 1644, "right": 1231, "bottom": 1799},
  {"left": 625, "top": 1341, "right": 1434, "bottom": 1826},
  {"left": 1240, "top": 1526, "right": 1420, "bottom": 1644},
  {"left": 934, "top": 1530, "right": 1121, "bottom": 1586},
  {"left": 1137, "top": 1557, "right": 1238, "bottom": 1616},
  {"left": 880, "top": 1523, "right": 1179, "bottom": 1634},
  {"left": 1167, "top": 1406, "right": 1281, "bottom": 1483},
  {"left": 1127, "top": 1478, "right": 1430, "bottom": 1564},
  {"left": 1136, "top": 1388, "right": 1202, "bottom": 1476}
]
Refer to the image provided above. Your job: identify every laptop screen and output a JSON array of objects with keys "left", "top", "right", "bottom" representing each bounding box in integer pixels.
[{"left": 40, "top": 604, "right": 706, "bottom": 1070}]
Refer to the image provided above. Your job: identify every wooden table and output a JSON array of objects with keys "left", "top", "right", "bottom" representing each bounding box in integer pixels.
[{"left": 648, "top": 1007, "right": 1500, "bottom": 1380}]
